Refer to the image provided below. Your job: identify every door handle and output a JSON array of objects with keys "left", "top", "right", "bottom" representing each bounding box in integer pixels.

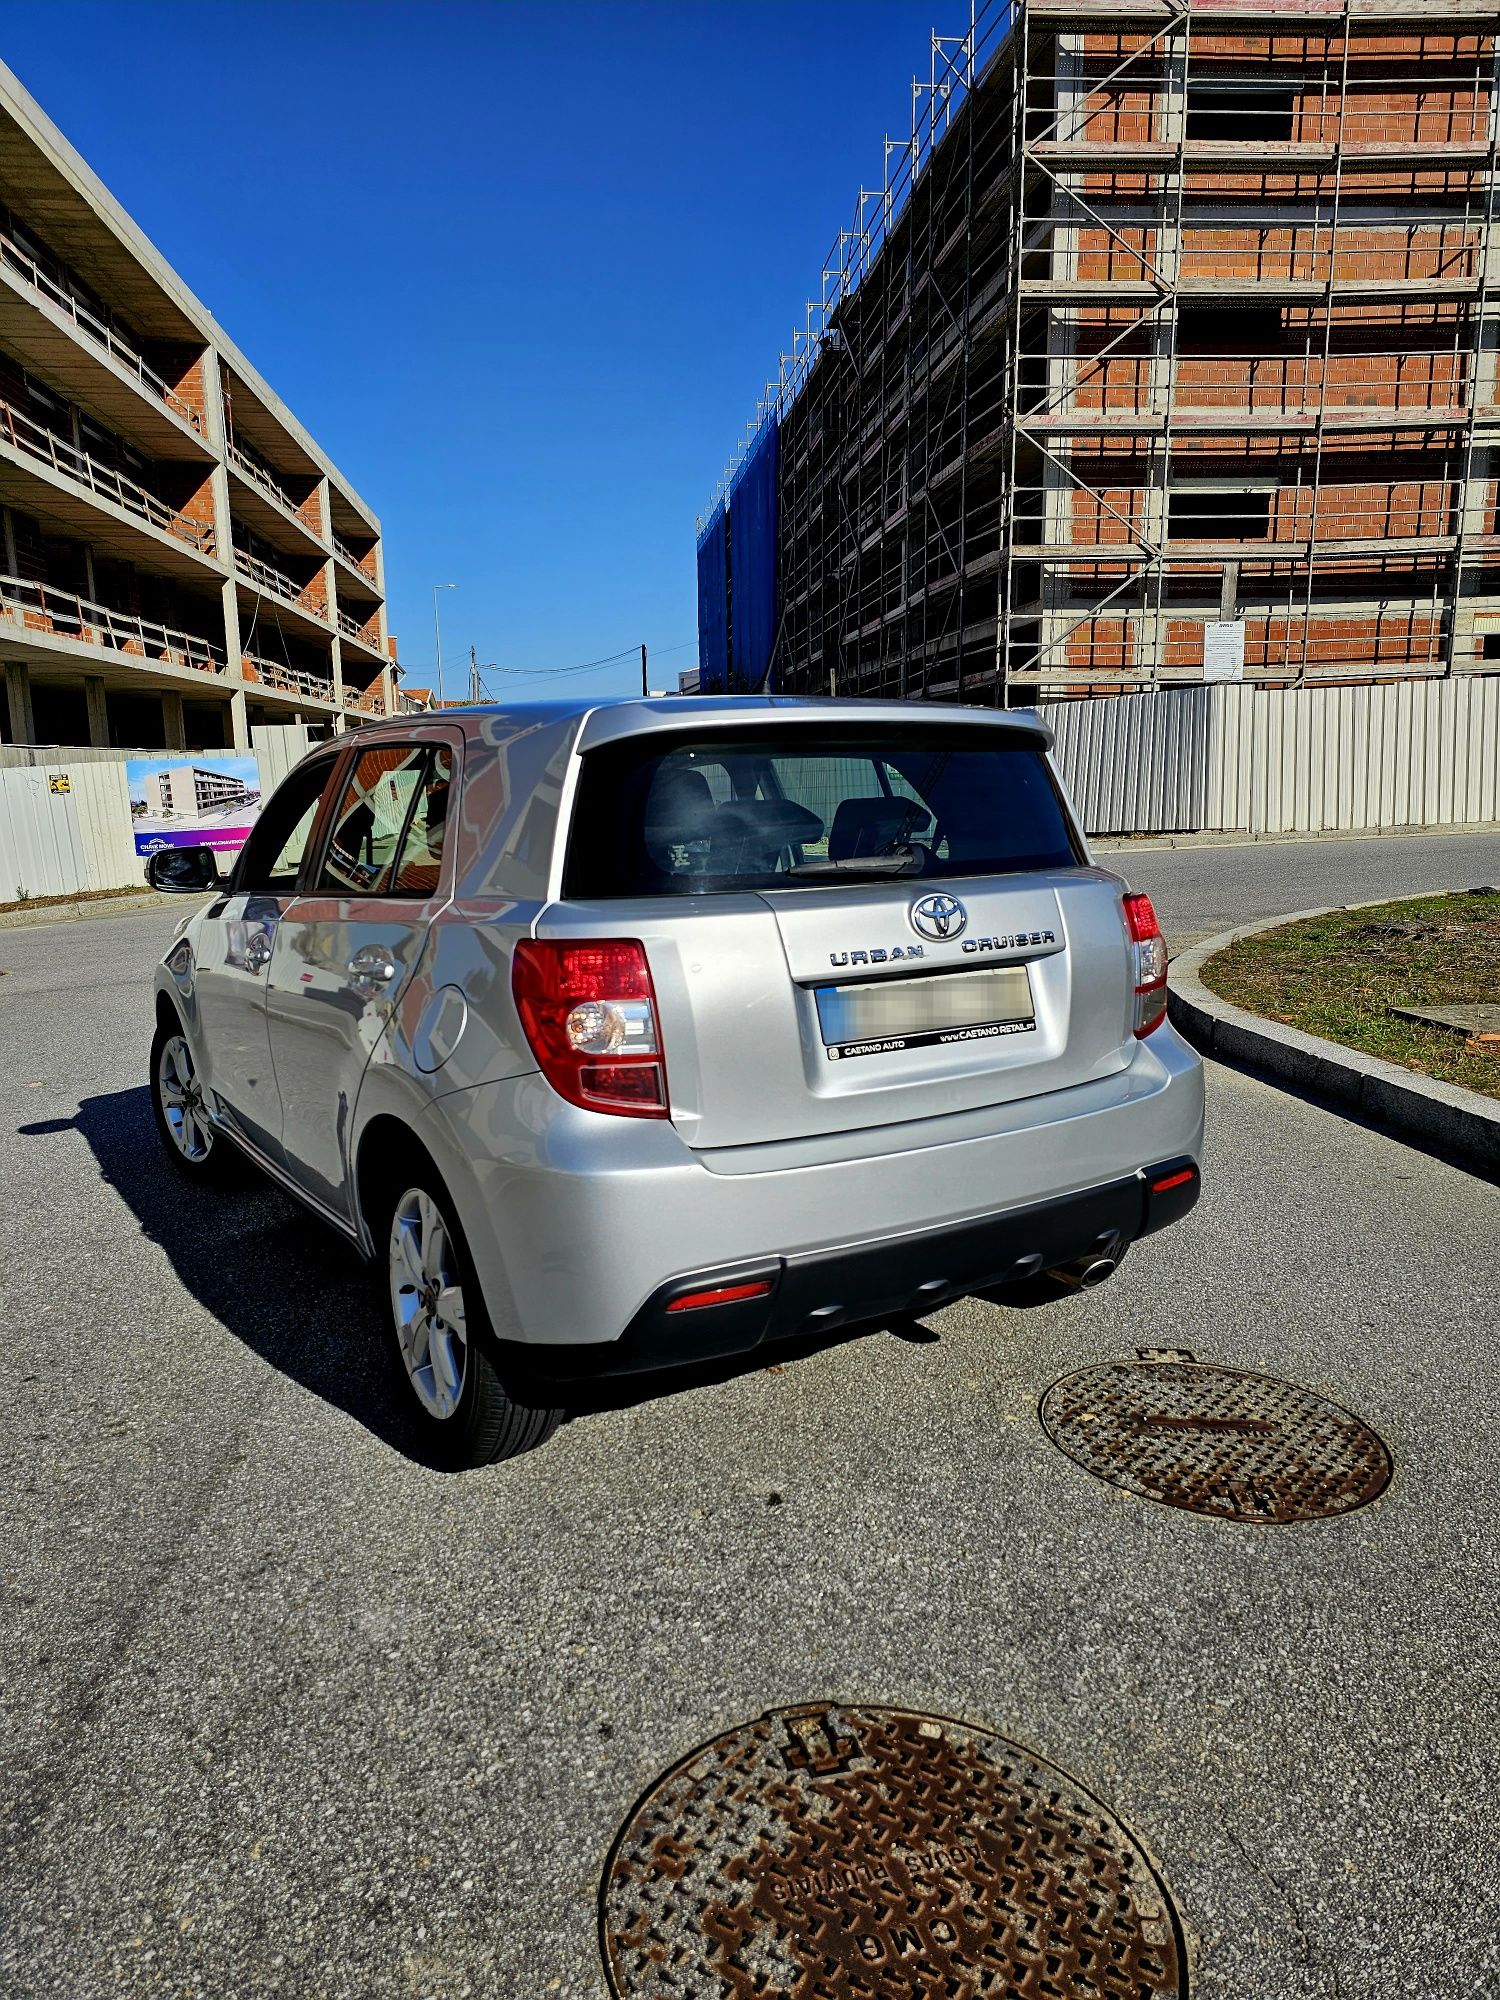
[
  {"left": 347, "top": 944, "right": 397, "bottom": 998},
  {"left": 244, "top": 933, "right": 272, "bottom": 973}
]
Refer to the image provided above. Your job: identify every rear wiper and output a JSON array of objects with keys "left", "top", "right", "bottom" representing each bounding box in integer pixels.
[{"left": 785, "top": 848, "right": 924, "bottom": 878}]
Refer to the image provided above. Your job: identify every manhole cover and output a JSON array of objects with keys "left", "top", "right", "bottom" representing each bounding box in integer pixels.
[
  {"left": 1040, "top": 1356, "right": 1391, "bottom": 1523},
  {"left": 600, "top": 1703, "right": 1185, "bottom": 1997}
]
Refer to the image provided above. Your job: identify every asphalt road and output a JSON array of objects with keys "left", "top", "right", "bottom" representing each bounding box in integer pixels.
[
  {"left": 1, "top": 834, "right": 1496, "bottom": 2000},
  {"left": 1097, "top": 825, "right": 1500, "bottom": 951}
]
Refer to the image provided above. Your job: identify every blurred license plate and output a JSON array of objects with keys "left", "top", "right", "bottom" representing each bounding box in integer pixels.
[{"left": 815, "top": 965, "right": 1035, "bottom": 1060}]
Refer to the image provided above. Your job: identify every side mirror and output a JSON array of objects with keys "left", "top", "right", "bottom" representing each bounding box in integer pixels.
[{"left": 146, "top": 844, "right": 223, "bottom": 894}]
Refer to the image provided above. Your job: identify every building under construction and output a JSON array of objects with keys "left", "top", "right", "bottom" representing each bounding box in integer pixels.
[
  {"left": 0, "top": 59, "right": 398, "bottom": 753},
  {"left": 696, "top": 0, "right": 1499, "bottom": 701}
]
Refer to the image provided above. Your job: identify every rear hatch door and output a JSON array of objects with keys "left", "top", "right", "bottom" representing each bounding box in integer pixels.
[{"left": 549, "top": 714, "right": 1136, "bottom": 1149}]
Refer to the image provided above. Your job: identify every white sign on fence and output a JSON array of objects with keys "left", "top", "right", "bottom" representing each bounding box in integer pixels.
[{"left": 1203, "top": 621, "right": 1246, "bottom": 682}]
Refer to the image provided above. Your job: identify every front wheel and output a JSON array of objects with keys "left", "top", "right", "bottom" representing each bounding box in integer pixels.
[
  {"left": 151, "top": 1018, "right": 226, "bottom": 1177},
  {"left": 385, "top": 1175, "right": 561, "bottom": 1467}
]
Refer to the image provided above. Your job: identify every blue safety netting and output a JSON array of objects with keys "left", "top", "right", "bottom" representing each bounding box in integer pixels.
[
  {"left": 728, "top": 418, "right": 780, "bottom": 691},
  {"left": 695, "top": 504, "right": 729, "bottom": 694}
]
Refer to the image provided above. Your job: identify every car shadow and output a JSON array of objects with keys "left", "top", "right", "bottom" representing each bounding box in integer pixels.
[
  {"left": 555, "top": 1316, "right": 891, "bottom": 1422},
  {"left": 24, "top": 1086, "right": 920, "bottom": 1468},
  {"left": 25, "top": 1085, "right": 448, "bottom": 1465}
]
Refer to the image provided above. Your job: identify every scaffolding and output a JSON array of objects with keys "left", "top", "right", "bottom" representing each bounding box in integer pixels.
[{"left": 702, "top": 0, "right": 1500, "bottom": 699}]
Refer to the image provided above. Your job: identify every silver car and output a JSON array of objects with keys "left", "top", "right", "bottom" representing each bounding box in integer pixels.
[{"left": 147, "top": 697, "right": 1204, "bottom": 1465}]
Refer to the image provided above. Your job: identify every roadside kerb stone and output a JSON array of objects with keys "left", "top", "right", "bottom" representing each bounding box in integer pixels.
[
  {"left": 1168, "top": 898, "right": 1500, "bottom": 1178},
  {"left": 0, "top": 888, "right": 201, "bottom": 932},
  {"left": 1093, "top": 816, "right": 1500, "bottom": 855}
]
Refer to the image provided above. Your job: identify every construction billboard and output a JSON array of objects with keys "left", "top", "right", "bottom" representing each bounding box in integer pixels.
[{"left": 126, "top": 755, "right": 262, "bottom": 858}]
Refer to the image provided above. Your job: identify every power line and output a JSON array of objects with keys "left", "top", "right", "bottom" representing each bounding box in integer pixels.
[
  {"left": 412, "top": 639, "right": 699, "bottom": 702},
  {"left": 486, "top": 638, "right": 697, "bottom": 686},
  {"left": 492, "top": 648, "right": 639, "bottom": 680},
  {"left": 487, "top": 651, "right": 635, "bottom": 682}
]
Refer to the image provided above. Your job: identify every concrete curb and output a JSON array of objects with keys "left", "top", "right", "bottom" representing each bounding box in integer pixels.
[
  {"left": 1094, "top": 818, "right": 1500, "bottom": 854},
  {"left": 1168, "top": 898, "right": 1500, "bottom": 1178},
  {"left": 0, "top": 889, "right": 191, "bottom": 932}
]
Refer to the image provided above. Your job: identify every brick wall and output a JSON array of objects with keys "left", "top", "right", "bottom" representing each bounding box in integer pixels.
[
  {"left": 179, "top": 473, "right": 216, "bottom": 539},
  {"left": 170, "top": 355, "right": 208, "bottom": 427},
  {"left": 1065, "top": 611, "right": 1449, "bottom": 677},
  {"left": 1045, "top": 18, "right": 1495, "bottom": 683}
]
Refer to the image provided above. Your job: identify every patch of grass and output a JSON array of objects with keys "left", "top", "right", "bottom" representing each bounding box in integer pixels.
[
  {"left": 0, "top": 883, "right": 151, "bottom": 917},
  {"left": 1200, "top": 889, "right": 1500, "bottom": 1103}
]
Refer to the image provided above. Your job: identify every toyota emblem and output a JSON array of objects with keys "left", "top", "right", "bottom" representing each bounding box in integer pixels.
[{"left": 909, "top": 892, "right": 968, "bottom": 942}]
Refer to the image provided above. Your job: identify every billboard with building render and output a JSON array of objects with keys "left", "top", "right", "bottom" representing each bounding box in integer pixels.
[{"left": 127, "top": 755, "right": 262, "bottom": 858}]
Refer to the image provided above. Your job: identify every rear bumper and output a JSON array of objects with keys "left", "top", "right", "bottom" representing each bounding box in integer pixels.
[
  {"left": 419, "top": 1019, "right": 1205, "bottom": 1354},
  {"left": 534, "top": 1156, "right": 1200, "bottom": 1380}
]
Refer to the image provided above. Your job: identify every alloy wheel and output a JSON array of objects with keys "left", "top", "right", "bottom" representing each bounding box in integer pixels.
[
  {"left": 388, "top": 1187, "right": 468, "bottom": 1421},
  {"left": 158, "top": 1034, "right": 212, "bottom": 1162}
]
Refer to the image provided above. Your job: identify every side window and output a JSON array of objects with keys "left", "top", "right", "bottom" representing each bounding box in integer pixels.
[
  {"left": 314, "top": 744, "right": 454, "bottom": 897},
  {"left": 391, "top": 748, "right": 453, "bottom": 893},
  {"left": 234, "top": 758, "right": 337, "bottom": 894}
]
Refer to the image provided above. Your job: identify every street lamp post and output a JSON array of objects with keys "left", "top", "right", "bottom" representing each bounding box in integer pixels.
[{"left": 432, "top": 583, "right": 457, "bottom": 708}]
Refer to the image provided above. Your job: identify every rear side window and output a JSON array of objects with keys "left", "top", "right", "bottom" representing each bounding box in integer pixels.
[{"left": 564, "top": 726, "right": 1080, "bottom": 897}]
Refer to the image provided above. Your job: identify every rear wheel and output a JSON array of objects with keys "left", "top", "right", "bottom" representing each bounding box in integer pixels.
[{"left": 384, "top": 1173, "right": 561, "bottom": 1467}]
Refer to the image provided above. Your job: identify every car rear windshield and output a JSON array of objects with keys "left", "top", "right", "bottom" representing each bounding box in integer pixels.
[{"left": 564, "top": 725, "right": 1082, "bottom": 897}]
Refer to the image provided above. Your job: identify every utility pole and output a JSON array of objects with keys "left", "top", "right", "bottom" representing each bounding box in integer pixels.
[
  {"left": 641, "top": 643, "right": 648, "bottom": 698},
  {"left": 469, "top": 644, "right": 481, "bottom": 704},
  {"left": 432, "top": 583, "right": 457, "bottom": 707}
]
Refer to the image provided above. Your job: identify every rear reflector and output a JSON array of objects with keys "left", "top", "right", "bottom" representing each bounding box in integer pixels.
[
  {"left": 1140, "top": 1156, "right": 1202, "bottom": 1237},
  {"left": 665, "top": 1280, "right": 775, "bottom": 1315},
  {"left": 1123, "top": 891, "right": 1168, "bottom": 1037}
]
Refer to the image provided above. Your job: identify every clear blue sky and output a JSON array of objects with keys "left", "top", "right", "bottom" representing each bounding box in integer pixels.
[{"left": 3, "top": 0, "right": 945, "bottom": 700}]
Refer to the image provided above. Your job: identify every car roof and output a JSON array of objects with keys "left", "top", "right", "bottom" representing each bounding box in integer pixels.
[{"left": 358, "top": 694, "right": 1052, "bottom": 751}]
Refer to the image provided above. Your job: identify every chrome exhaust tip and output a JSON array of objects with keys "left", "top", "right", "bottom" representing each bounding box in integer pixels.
[{"left": 1053, "top": 1255, "right": 1119, "bottom": 1292}]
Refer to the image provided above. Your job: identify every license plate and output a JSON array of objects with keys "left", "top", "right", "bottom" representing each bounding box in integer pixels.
[{"left": 815, "top": 965, "right": 1035, "bottom": 1061}]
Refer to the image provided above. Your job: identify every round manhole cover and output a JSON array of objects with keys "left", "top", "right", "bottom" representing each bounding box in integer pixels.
[
  {"left": 600, "top": 1704, "right": 1185, "bottom": 1997},
  {"left": 1040, "top": 1357, "right": 1391, "bottom": 1523}
]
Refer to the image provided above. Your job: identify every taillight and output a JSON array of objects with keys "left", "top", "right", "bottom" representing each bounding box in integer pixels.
[
  {"left": 511, "top": 939, "right": 668, "bottom": 1117},
  {"left": 1123, "top": 892, "right": 1168, "bottom": 1037}
]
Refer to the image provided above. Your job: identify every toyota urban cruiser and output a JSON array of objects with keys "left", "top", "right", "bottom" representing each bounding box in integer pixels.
[{"left": 147, "top": 697, "right": 1205, "bottom": 1465}]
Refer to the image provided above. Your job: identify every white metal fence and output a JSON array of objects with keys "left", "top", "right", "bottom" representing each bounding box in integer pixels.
[
  {"left": 1044, "top": 685, "right": 1213, "bottom": 835},
  {"left": 0, "top": 726, "right": 318, "bottom": 903},
  {"left": 250, "top": 724, "right": 316, "bottom": 794},
  {"left": 2, "top": 683, "right": 1497, "bottom": 903},
  {"left": 1045, "top": 676, "right": 1500, "bottom": 838},
  {"left": 0, "top": 759, "right": 136, "bottom": 900}
]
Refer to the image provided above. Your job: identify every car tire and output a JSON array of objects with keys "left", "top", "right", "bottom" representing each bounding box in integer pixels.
[
  {"left": 150, "top": 1015, "right": 236, "bottom": 1181},
  {"left": 380, "top": 1169, "right": 562, "bottom": 1467}
]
